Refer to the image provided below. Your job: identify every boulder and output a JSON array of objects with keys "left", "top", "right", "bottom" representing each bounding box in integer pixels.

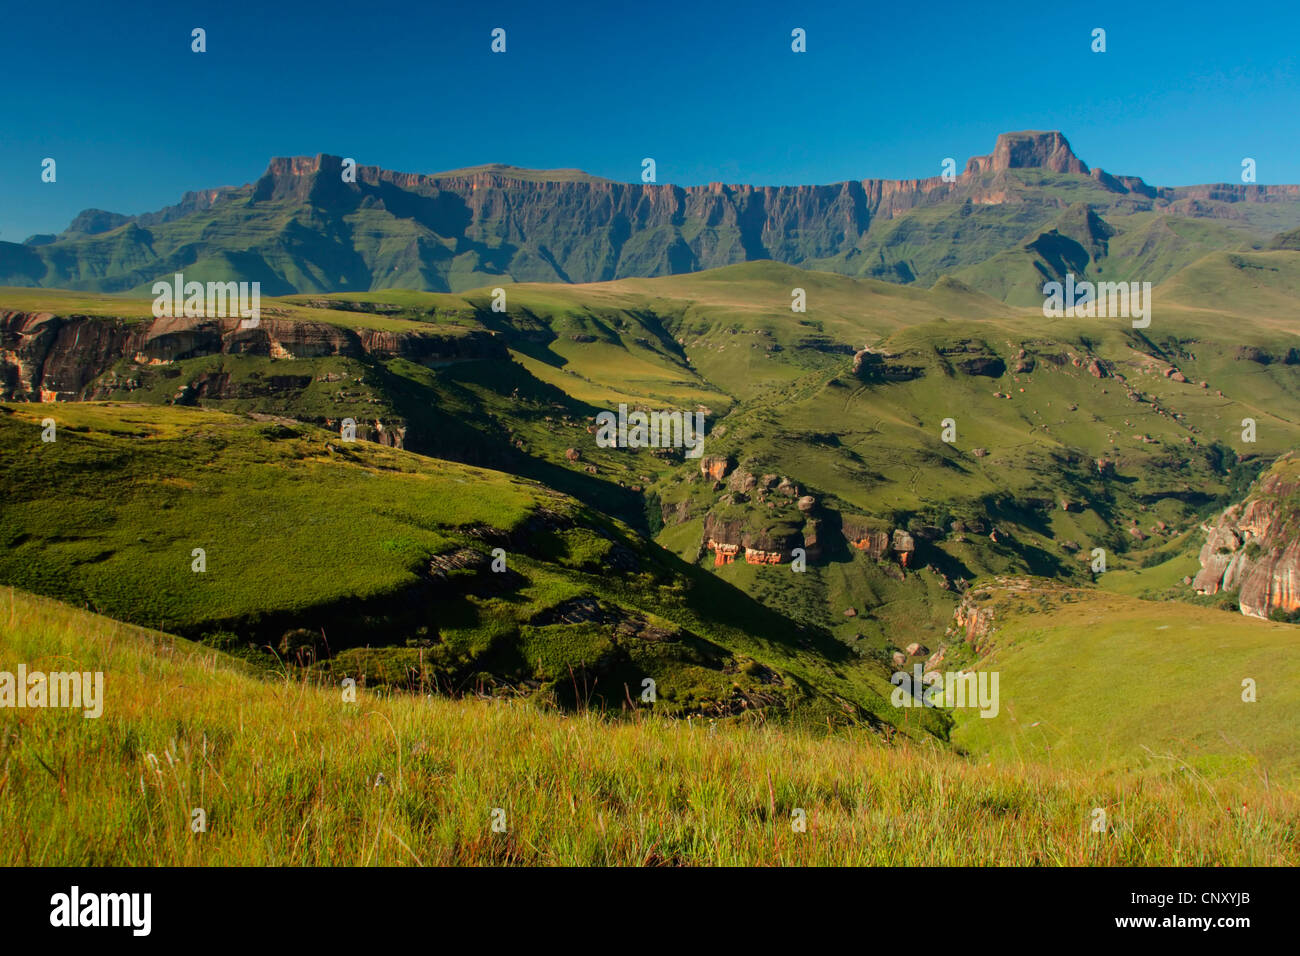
[{"left": 699, "top": 455, "right": 732, "bottom": 482}]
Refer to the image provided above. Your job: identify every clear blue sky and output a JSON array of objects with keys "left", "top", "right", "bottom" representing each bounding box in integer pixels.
[{"left": 3, "top": 0, "right": 1298, "bottom": 241}]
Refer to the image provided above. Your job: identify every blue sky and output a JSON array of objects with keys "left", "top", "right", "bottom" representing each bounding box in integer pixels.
[{"left": 3, "top": 0, "right": 1298, "bottom": 241}]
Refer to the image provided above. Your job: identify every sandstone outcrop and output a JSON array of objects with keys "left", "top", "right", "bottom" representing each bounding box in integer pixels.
[
  {"left": 952, "top": 594, "right": 996, "bottom": 646},
  {"left": 702, "top": 512, "right": 803, "bottom": 567},
  {"left": 1192, "top": 453, "right": 1300, "bottom": 619},
  {"left": 0, "top": 310, "right": 504, "bottom": 402},
  {"left": 892, "top": 530, "right": 916, "bottom": 567},
  {"left": 699, "top": 455, "right": 732, "bottom": 482}
]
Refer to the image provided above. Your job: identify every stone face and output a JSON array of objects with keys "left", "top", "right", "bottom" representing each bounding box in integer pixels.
[
  {"left": 1192, "top": 454, "right": 1300, "bottom": 619},
  {"left": 953, "top": 594, "right": 996, "bottom": 644},
  {"left": 726, "top": 468, "right": 757, "bottom": 493},
  {"left": 710, "top": 541, "right": 741, "bottom": 566},
  {"left": 801, "top": 518, "right": 822, "bottom": 561},
  {"left": 965, "top": 131, "right": 1090, "bottom": 177},
  {"left": 699, "top": 455, "right": 732, "bottom": 481},
  {"left": 12, "top": 132, "right": 1300, "bottom": 298},
  {"left": 701, "top": 511, "right": 802, "bottom": 566},
  {"left": 0, "top": 310, "right": 503, "bottom": 402},
  {"left": 892, "top": 530, "right": 916, "bottom": 567},
  {"left": 842, "top": 516, "right": 892, "bottom": 559},
  {"left": 851, "top": 347, "right": 925, "bottom": 382}
]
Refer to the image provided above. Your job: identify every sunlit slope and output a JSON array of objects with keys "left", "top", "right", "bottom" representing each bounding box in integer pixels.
[
  {"left": 292, "top": 262, "right": 1009, "bottom": 406},
  {"left": 0, "top": 401, "right": 922, "bottom": 726},
  {"left": 951, "top": 581, "right": 1300, "bottom": 780},
  {"left": 1155, "top": 249, "right": 1300, "bottom": 327},
  {"left": 0, "top": 285, "right": 438, "bottom": 333},
  {"left": 2, "top": 586, "right": 1295, "bottom": 866}
]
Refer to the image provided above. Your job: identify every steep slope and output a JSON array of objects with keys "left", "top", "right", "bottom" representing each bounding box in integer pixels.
[
  {"left": 5, "top": 253, "right": 1300, "bottom": 662},
  {"left": 6, "top": 586, "right": 1293, "bottom": 866}
]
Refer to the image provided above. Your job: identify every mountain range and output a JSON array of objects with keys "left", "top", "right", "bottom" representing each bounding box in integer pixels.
[{"left": 8, "top": 131, "right": 1300, "bottom": 304}]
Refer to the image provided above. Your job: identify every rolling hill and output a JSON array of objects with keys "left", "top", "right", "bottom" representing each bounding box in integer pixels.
[{"left": 4, "top": 246, "right": 1300, "bottom": 727}]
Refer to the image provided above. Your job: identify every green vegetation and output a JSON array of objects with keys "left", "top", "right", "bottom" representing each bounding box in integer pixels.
[
  {"left": 952, "top": 581, "right": 1300, "bottom": 780},
  {"left": 3, "top": 588, "right": 1295, "bottom": 866},
  {"left": 0, "top": 401, "right": 929, "bottom": 729},
  {"left": 4, "top": 215, "right": 1300, "bottom": 866}
]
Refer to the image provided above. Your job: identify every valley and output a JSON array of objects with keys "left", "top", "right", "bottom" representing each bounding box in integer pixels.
[{"left": 3, "top": 130, "right": 1299, "bottom": 869}]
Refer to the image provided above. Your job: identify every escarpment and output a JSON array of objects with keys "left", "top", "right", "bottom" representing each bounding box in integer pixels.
[
  {"left": 11, "top": 131, "right": 1300, "bottom": 296},
  {"left": 0, "top": 310, "right": 504, "bottom": 401}
]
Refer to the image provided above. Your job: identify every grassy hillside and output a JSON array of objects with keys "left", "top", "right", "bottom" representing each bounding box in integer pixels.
[
  {"left": 2, "top": 587, "right": 1295, "bottom": 865},
  {"left": 0, "top": 401, "right": 924, "bottom": 728},
  {"left": 6, "top": 256, "right": 1300, "bottom": 670},
  {"left": 0, "top": 285, "right": 437, "bottom": 333},
  {"left": 951, "top": 580, "right": 1300, "bottom": 780}
]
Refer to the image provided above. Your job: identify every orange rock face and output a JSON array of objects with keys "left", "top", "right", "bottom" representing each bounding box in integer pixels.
[
  {"left": 699, "top": 456, "right": 732, "bottom": 482},
  {"left": 709, "top": 541, "right": 740, "bottom": 566},
  {"left": 706, "top": 539, "right": 785, "bottom": 565}
]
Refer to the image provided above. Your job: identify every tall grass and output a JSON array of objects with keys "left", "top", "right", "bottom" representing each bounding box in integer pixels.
[{"left": 2, "top": 588, "right": 1296, "bottom": 866}]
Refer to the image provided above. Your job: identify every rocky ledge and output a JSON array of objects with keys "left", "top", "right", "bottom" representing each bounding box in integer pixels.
[{"left": 0, "top": 310, "right": 504, "bottom": 401}]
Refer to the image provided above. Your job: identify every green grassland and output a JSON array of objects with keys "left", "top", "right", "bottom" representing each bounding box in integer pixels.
[
  {"left": 2, "top": 587, "right": 1296, "bottom": 865},
  {"left": 6, "top": 252, "right": 1300, "bottom": 684},
  {"left": 3, "top": 242, "right": 1300, "bottom": 865},
  {"left": 951, "top": 580, "right": 1300, "bottom": 781},
  {"left": 0, "top": 401, "right": 934, "bottom": 730},
  {"left": 0, "top": 285, "right": 436, "bottom": 333}
]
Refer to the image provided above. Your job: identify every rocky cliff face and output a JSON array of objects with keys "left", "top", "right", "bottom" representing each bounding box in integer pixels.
[
  {"left": 8, "top": 131, "right": 1299, "bottom": 295},
  {"left": 0, "top": 310, "right": 504, "bottom": 402},
  {"left": 1192, "top": 454, "right": 1300, "bottom": 619},
  {"left": 965, "top": 130, "right": 1089, "bottom": 177},
  {"left": 702, "top": 511, "right": 803, "bottom": 565}
]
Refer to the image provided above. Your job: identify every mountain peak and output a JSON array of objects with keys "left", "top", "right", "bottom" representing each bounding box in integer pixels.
[{"left": 965, "top": 131, "right": 1089, "bottom": 176}]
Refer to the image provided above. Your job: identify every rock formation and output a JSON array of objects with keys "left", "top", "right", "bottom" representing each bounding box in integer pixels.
[
  {"left": 11, "top": 131, "right": 1295, "bottom": 296},
  {"left": 0, "top": 310, "right": 503, "bottom": 402},
  {"left": 1192, "top": 454, "right": 1300, "bottom": 619}
]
